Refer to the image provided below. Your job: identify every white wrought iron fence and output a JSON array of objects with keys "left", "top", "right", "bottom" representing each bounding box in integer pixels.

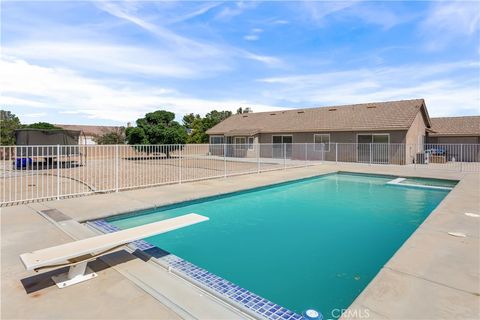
[{"left": 1, "top": 143, "right": 479, "bottom": 205}]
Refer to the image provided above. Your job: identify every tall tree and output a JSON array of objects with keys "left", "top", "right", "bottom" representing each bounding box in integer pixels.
[
  {"left": 182, "top": 113, "right": 201, "bottom": 129},
  {"left": 203, "top": 110, "right": 232, "bottom": 129},
  {"left": 126, "top": 110, "right": 187, "bottom": 157},
  {"left": 186, "top": 117, "right": 207, "bottom": 143},
  {"left": 23, "top": 122, "right": 61, "bottom": 130},
  {"left": 94, "top": 127, "right": 126, "bottom": 144},
  {"left": 186, "top": 110, "right": 232, "bottom": 144},
  {"left": 0, "top": 110, "right": 21, "bottom": 145},
  {"left": 236, "top": 107, "right": 252, "bottom": 114}
]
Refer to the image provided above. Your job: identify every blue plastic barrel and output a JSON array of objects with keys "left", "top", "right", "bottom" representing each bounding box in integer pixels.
[{"left": 15, "top": 158, "right": 32, "bottom": 169}]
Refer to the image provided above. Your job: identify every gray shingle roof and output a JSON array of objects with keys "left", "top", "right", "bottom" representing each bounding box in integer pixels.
[
  {"left": 429, "top": 116, "right": 480, "bottom": 137},
  {"left": 207, "top": 99, "right": 429, "bottom": 135}
]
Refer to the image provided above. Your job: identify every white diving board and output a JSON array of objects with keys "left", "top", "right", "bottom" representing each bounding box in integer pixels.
[{"left": 20, "top": 213, "right": 209, "bottom": 288}]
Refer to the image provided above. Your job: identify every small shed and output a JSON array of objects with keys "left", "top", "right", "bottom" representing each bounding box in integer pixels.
[{"left": 14, "top": 129, "right": 84, "bottom": 166}]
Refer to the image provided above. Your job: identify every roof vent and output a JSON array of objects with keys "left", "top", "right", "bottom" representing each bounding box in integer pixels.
[
  {"left": 367, "top": 106, "right": 377, "bottom": 109},
  {"left": 297, "top": 111, "right": 305, "bottom": 114},
  {"left": 242, "top": 115, "right": 248, "bottom": 118},
  {"left": 328, "top": 108, "right": 337, "bottom": 111},
  {"left": 270, "top": 113, "right": 276, "bottom": 115}
]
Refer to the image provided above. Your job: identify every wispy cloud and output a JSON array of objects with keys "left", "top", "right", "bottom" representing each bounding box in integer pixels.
[
  {"left": 4, "top": 42, "right": 228, "bottom": 78},
  {"left": 96, "top": 1, "right": 221, "bottom": 53},
  {"left": 302, "top": 1, "right": 413, "bottom": 30},
  {"left": 215, "top": 1, "right": 258, "bottom": 20},
  {"left": 244, "top": 28, "right": 263, "bottom": 41},
  {"left": 0, "top": 57, "right": 283, "bottom": 123},
  {"left": 2, "top": 1, "right": 478, "bottom": 125},
  {"left": 303, "top": 1, "right": 359, "bottom": 22},
  {"left": 271, "top": 19, "right": 289, "bottom": 25},
  {"left": 166, "top": 2, "right": 221, "bottom": 24},
  {"left": 420, "top": 1, "right": 480, "bottom": 50},
  {"left": 258, "top": 61, "right": 480, "bottom": 116},
  {"left": 96, "top": 1, "right": 281, "bottom": 67}
]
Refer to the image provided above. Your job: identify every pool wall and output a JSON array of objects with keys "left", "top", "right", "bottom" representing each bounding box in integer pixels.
[{"left": 88, "top": 219, "right": 304, "bottom": 320}]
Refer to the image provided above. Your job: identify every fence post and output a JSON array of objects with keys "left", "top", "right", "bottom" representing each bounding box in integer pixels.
[
  {"left": 369, "top": 143, "right": 372, "bottom": 165},
  {"left": 413, "top": 145, "right": 416, "bottom": 170},
  {"left": 224, "top": 143, "right": 227, "bottom": 178},
  {"left": 460, "top": 144, "right": 463, "bottom": 172},
  {"left": 178, "top": 145, "right": 182, "bottom": 184},
  {"left": 56, "top": 144, "right": 60, "bottom": 200},
  {"left": 115, "top": 145, "right": 119, "bottom": 192},
  {"left": 305, "top": 143, "right": 308, "bottom": 167},
  {"left": 283, "top": 143, "right": 286, "bottom": 169},
  {"left": 335, "top": 143, "right": 338, "bottom": 164},
  {"left": 257, "top": 144, "right": 260, "bottom": 173}
]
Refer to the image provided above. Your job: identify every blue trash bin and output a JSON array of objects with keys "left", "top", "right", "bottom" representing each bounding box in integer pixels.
[{"left": 15, "top": 158, "right": 32, "bottom": 169}]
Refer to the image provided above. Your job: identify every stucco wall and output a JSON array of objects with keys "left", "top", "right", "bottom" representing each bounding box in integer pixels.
[
  {"left": 257, "top": 131, "right": 408, "bottom": 164},
  {"left": 405, "top": 112, "right": 427, "bottom": 146},
  {"left": 258, "top": 131, "right": 407, "bottom": 144},
  {"left": 427, "top": 136, "right": 480, "bottom": 144},
  {"left": 404, "top": 112, "right": 428, "bottom": 163}
]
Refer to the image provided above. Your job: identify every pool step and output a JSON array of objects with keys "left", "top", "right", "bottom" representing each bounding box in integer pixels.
[
  {"left": 386, "top": 177, "right": 453, "bottom": 190},
  {"left": 386, "top": 177, "right": 406, "bottom": 185}
]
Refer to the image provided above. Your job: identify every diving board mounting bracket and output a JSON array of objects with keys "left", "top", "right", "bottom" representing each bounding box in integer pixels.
[{"left": 52, "top": 261, "right": 97, "bottom": 288}]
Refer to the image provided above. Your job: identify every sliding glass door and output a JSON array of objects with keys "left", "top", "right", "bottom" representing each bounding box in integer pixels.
[
  {"left": 357, "top": 134, "right": 390, "bottom": 163},
  {"left": 272, "top": 135, "right": 293, "bottom": 158}
]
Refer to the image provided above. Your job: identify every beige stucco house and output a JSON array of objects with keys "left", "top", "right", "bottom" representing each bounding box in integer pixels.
[
  {"left": 207, "top": 99, "right": 432, "bottom": 164},
  {"left": 427, "top": 116, "right": 480, "bottom": 144}
]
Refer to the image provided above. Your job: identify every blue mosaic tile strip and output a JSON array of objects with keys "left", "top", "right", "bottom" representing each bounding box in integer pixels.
[{"left": 87, "top": 219, "right": 303, "bottom": 320}]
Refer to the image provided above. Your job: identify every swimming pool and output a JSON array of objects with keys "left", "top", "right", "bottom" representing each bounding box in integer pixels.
[{"left": 104, "top": 173, "right": 451, "bottom": 317}]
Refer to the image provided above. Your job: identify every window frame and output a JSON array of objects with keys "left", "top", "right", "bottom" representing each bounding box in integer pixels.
[
  {"left": 314, "top": 134, "right": 330, "bottom": 151},
  {"left": 247, "top": 137, "right": 255, "bottom": 150},
  {"left": 209, "top": 135, "right": 224, "bottom": 144}
]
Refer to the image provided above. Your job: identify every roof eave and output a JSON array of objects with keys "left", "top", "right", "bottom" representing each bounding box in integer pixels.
[{"left": 208, "top": 127, "right": 411, "bottom": 135}]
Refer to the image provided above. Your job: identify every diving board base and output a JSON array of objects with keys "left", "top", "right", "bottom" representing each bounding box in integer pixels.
[{"left": 52, "top": 262, "right": 97, "bottom": 288}]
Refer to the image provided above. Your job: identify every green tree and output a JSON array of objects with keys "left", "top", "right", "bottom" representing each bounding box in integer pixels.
[
  {"left": 187, "top": 117, "right": 207, "bottom": 143},
  {"left": 236, "top": 107, "right": 252, "bottom": 114},
  {"left": 182, "top": 113, "right": 201, "bottom": 129},
  {"left": 186, "top": 110, "right": 232, "bottom": 144},
  {"left": 0, "top": 110, "right": 21, "bottom": 145},
  {"left": 126, "top": 110, "right": 187, "bottom": 157},
  {"left": 23, "top": 122, "right": 61, "bottom": 130},
  {"left": 126, "top": 127, "right": 148, "bottom": 144},
  {"left": 203, "top": 110, "right": 232, "bottom": 129},
  {"left": 94, "top": 128, "right": 126, "bottom": 144}
]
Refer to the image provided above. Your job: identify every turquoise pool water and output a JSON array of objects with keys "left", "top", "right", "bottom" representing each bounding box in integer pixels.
[{"left": 107, "top": 173, "right": 450, "bottom": 316}]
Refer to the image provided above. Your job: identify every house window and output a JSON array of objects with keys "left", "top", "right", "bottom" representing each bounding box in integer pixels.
[
  {"left": 210, "top": 136, "right": 224, "bottom": 144},
  {"left": 314, "top": 134, "right": 330, "bottom": 151},
  {"left": 248, "top": 137, "right": 254, "bottom": 150},
  {"left": 234, "top": 137, "right": 246, "bottom": 144},
  {"left": 234, "top": 137, "right": 247, "bottom": 151}
]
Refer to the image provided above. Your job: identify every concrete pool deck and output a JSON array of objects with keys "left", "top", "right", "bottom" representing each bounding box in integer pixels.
[{"left": 1, "top": 163, "right": 479, "bottom": 319}]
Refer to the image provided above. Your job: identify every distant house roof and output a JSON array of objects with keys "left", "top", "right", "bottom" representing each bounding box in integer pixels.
[
  {"left": 206, "top": 99, "right": 430, "bottom": 135},
  {"left": 429, "top": 116, "right": 480, "bottom": 137},
  {"left": 55, "top": 124, "right": 122, "bottom": 137}
]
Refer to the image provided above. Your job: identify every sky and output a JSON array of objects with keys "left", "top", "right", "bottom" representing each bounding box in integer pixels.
[{"left": 1, "top": 1, "right": 479, "bottom": 125}]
